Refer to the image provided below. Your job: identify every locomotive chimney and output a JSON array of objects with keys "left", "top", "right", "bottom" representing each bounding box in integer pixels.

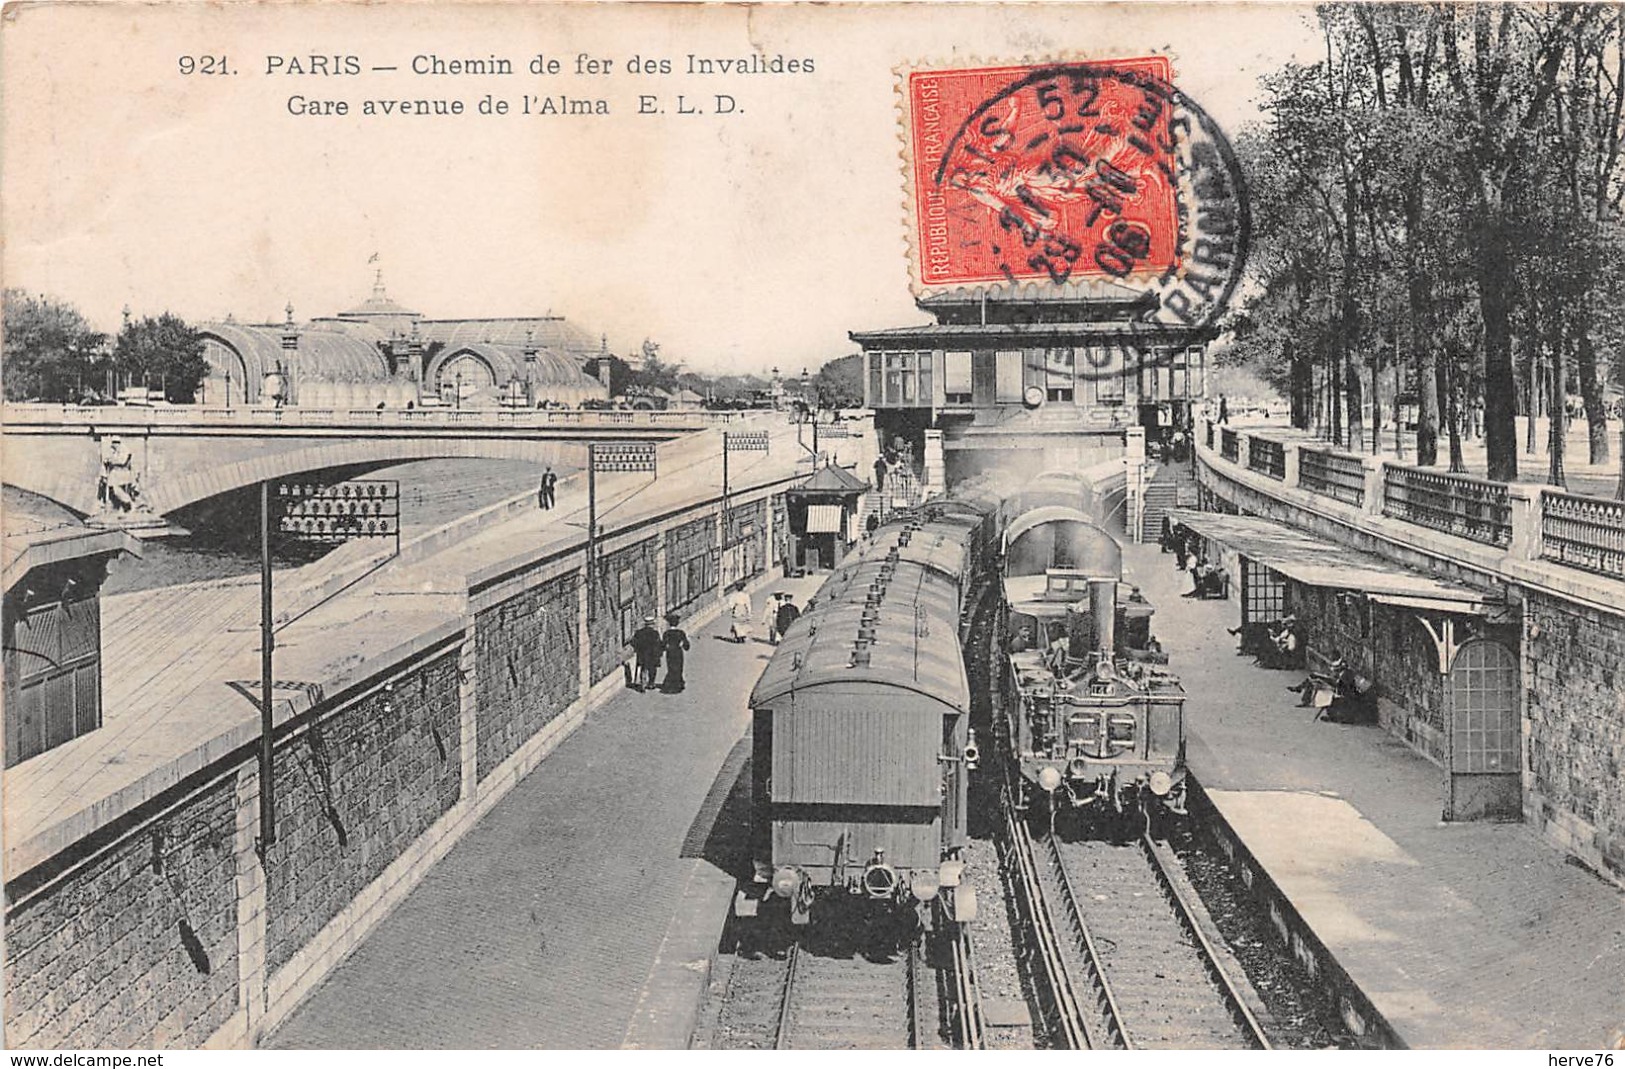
[{"left": 1089, "top": 577, "right": 1117, "bottom": 654}]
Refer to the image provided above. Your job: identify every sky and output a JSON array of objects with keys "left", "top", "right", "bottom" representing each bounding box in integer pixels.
[{"left": 1, "top": 2, "right": 1323, "bottom": 375}]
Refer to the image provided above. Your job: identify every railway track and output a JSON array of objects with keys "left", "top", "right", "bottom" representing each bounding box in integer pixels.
[
  {"left": 775, "top": 940, "right": 926, "bottom": 1049},
  {"left": 1037, "top": 828, "right": 1273, "bottom": 1049},
  {"left": 707, "top": 933, "right": 946, "bottom": 1049}
]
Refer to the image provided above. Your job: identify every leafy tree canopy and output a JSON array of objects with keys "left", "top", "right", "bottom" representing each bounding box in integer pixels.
[{"left": 3, "top": 289, "right": 108, "bottom": 402}]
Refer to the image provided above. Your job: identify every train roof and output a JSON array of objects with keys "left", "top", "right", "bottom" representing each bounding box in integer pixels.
[{"left": 750, "top": 556, "right": 969, "bottom": 710}]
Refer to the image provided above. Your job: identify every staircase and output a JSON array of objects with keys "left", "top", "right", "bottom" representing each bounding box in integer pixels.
[
  {"left": 857, "top": 464, "right": 925, "bottom": 533},
  {"left": 1139, "top": 462, "right": 1197, "bottom": 542}
]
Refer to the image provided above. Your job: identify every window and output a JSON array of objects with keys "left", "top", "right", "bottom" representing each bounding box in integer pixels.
[
  {"left": 882, "top": 351, "right": 927, "bottom": 406},
  {"left": 995, "top": 350, "right": 1024, "bottom": 402},
  {"left": 867, "top": 352, "right": 883, "bottom": 406},
  {"left": 1084, "top": 345, "right": 1125, "bottom": 403},
  {"left": 1045, "top": 347, "right": 1075, "bottom": 402},
  {"left": 944, "top": 351, "right": 973, "bottom": 404}
]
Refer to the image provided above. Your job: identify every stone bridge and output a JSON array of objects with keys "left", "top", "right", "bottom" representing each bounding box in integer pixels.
[{"left": 0, "top": 404, "right": 745, "bottom": 518}]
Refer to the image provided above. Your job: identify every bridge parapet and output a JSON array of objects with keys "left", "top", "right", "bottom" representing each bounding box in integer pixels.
[{"left": 0, "top": 402, "right": 746, "bottom": 431}]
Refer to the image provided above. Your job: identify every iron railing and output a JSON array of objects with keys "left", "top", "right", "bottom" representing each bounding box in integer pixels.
[
  {"left": 1382, "top": 465, "right": 1512, "bottom": 548},
  {"left": 1541, "top": 490, "right": 1625, "bottom": 580},
  {"left": 1247, "top": 437, "right": 1286, "bottom": 480},
  {"left": 1298, "top": 447, "right": 1367, "bottom": 507},
  {"left": 1220, "top": 427, "right": 1239, "bottom": 462}
]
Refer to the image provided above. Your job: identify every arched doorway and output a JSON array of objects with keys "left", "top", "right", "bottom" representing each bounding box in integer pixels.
[
  {"left": 1445, "top": 638, "right": 1521, "bottom": 821},
  {"left": 434, "top": 352, "right": 496, "bottom": 405}
]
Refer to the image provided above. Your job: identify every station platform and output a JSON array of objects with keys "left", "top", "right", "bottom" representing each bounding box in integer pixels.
[
  {"left": 266, "top": 573, "right": 825, "bottom": 1049},
  {"left": 1122, "top": 539, "right": 1625, "bottom": 1049}
]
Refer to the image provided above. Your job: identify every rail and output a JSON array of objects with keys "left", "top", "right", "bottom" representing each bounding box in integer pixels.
[
  {"left": 1541, "top": 489, "right": 1625, "bottom": 581},
  {"left": 1220, "top": 427, "right": 1239, "bottom": 463},
  {"left": 945, "top": 921, "right": 986, "bottom": 1049},
  {"left": 1001, "top": 786, "right": 1094, "bottom": 1049},
  {"left": 1381, "top": 464, "right": 1513, "bottom": 548},
  {"left": 773, "top": 943, "right": 802, "bottom": 1050},
  {"left": 1297, "top": 446, "right": 1367, "bottom": 507},
  {"left": 1139, "top": 835, "right": 1272, "bottom": 1049},
  {"left": 1247, "top": 437, "right": 1286, "bottom": 481},
  {"left": 1043, "top": 836, "right": 1132, "bottom": 1049},
  {"left": 0, "top": 402, "right": 746, "bottom": 429}
]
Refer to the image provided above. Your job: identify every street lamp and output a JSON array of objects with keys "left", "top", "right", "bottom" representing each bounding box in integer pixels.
[
  {"left": 455, "top": 370, "right": 464, "bottom": 411},
  {"left": 225, "top": 368, "right": 233, "bottom": 411}
]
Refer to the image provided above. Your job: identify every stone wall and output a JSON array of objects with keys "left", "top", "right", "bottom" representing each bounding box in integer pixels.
[
  {"left": 3, "top": 472, "right": 799, "bottom": 1049},
  {"left": 4, "top": 778, "right": 239, "bottom": 1049},
  {"left": 1372, "top": 604, "right": 1448, "bottom": 764},
  {"left": 1525, "top": 591, "right": 1625, "bottom": 884},
  {"left": 263, "top": 651, "right": 461, "bottom": 972},
  {"left": 474, "top": 573, "right": 581, "bottom": 780},
  {"left": 589, "top": 540, "right": 660, "bottom": 684},
  {"left": 664, "top": 516, "right": 717, "bottom": 617}
]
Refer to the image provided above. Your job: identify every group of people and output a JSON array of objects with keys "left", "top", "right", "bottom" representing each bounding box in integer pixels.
[
  {"left": 627, "top": 612, "right": 691, "bottom": 693},
  {"left": 725, "top": 583, "right": 803, "bottom": 644},
  {"left": 1235, "top": 612, "right": 1303, "bottom": 670},
  {"left": 1161, "top": 518, "right": 1227, "bottom": 599}
]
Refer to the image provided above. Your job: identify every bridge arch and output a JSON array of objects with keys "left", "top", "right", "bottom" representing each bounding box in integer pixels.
[{"left": 150, "top": 436, "right": 588, "bottom": 516}]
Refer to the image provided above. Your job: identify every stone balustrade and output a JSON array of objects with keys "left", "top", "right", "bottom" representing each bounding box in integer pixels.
[
  {"left": 0, "top": 402, "right": 746, "bottom": 429},
  {"left": 1193, "top": 418, "right": 1625, "bottom": 576}
]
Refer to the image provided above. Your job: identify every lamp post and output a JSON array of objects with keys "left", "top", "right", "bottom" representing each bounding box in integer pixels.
[
  {"left": 800, "top": 368, "right": 819, "bottom": 462},
  {"left": 455, "top": 370, "right": 464, "bottom": 411},
  {"left": 225, "top": 368, "right": 233, "bottom": 411}
]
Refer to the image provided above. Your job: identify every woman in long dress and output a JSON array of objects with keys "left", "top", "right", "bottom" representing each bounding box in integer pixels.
[
  {"left": 727, "top": 584, "right": 754, "bottom": 643},
  {"left": 660, "top": 613, "right": 690, "bottom": 693}
]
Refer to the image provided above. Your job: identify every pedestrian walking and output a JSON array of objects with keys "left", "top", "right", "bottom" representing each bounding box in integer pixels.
[
  {"left": 1218, "top": 395, "right": 1230, "bottom": 425},
  {"left": 727, "top": 584, "right": 754, "bottom": 643},
  {"left": 763, "top": 592, "right": 784, "bottom": 644},
  {"left": 775, "top": 595, "right": 802, "bottom": 640},
  {"left": 873, "top": 455, "right": 888, "bottom": 492},
  {"left": 538, "top": 466, "right": 557, "bottom": 510},
  {"left": 659, "top": 612, "right": 690, "bottom": 693},
  {"left": 629, "top": 615, "right": 662, "bottom": 690}
]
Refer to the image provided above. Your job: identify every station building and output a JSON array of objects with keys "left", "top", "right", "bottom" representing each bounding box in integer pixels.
[
  {"left": 196, "top": 276, "right": 610, "bottom": 409},
  {"left": 850, "top": 283, "right": 1208, "bottom": 489}
]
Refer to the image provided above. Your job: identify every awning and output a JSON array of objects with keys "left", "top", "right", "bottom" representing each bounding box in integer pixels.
[
  {"left": 1166, "top": 508, "right": 1498, "bottom": 612},
  {"left": 806, "top": 503, "right": 845, "bottom": 535}
]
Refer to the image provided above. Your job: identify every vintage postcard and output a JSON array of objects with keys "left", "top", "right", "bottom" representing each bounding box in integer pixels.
[{"left": 3, "top": 0, "right": 1622, "bottom": 1056}]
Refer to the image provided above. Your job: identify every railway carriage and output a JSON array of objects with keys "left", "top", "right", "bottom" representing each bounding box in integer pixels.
[{"left": 740, "top": 504, "right": 996, "bottom": 928}]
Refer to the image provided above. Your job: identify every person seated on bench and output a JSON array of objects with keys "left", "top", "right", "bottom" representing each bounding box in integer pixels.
[{"left": 1257, "top": 614, "right": 1301, "bottom": 669}]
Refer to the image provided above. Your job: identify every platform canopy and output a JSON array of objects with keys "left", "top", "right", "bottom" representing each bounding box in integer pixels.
[{"left": 1165, "top": 508, "right": 1499, "bottom": 613}]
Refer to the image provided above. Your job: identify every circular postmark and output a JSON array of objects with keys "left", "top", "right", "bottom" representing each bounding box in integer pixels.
[{"left": 909, "top": 58, "right": 1249, "bottom": 375}]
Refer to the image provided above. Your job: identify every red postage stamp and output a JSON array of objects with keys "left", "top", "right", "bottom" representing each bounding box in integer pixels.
[{"left": 906, "top": 57, "right": 1184, "bottom": 291}]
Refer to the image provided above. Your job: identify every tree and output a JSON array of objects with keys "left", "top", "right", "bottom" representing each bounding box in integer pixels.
[
  {"left": 113, "top": 312, "right": 208, "bottom": 403},
  {"left": 813, "top": 354, "right": 864, "bottom": 409},
  {"left": 2, "top": 289, "right": 108, "bottom": 402}
]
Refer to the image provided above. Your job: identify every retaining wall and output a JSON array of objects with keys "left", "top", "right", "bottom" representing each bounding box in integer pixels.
[{"left": 3, "top": 478, "right": 797, "bottom": 1048}]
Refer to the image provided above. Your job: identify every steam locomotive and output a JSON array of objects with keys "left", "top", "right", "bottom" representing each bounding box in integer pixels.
[{"left": 1000, "top": 503, "right": 1188, "bottom": 827}]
